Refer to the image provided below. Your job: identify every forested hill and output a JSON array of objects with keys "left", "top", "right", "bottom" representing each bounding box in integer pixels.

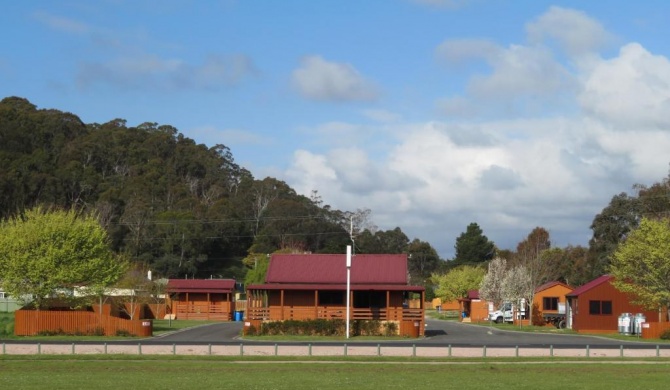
[{"left": 0, "top": 97, "right": 442, "bottom": 282}]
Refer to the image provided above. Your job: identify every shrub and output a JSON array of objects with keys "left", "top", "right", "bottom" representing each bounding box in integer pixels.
[{"left": 660, "top": 329, "right": 670, "bottom": 340}]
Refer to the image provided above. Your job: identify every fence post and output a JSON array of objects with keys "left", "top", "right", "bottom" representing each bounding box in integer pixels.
[
  {"left": 448, "top": 344, "right": 452, "bottom": 357},
  {"left": 308, "top": 343, "right": 312, "bottom": 356},
  {"left": 516, "top": 345, "right": 519, "bottom": 357},
  {"left": 138, "top": 343, "right": 142, "bottom": 355},
  {"left": 412, "top": 344, "right": 416, "bottom": 357},
  {"left": 208, "top": 344, "right": 212, "bottom": 356},
  {"left": 377, "top": 344, "right": 381, "bottom": 356},
  {"left": 173, "top": 344, "right": 176, "bottom": 355},
  {"left": 72, "top": 343, "right": 75, "bottom": 355},
  {"left": 620, "top": 345, "right": 623, "bottom": 358},
  {"left": 274, "top": 343, "right": 278, "bottom": 356},
  {"left": 344, "top": 343, "right": 347, "bottom": 357},
  {"left": 2, "top": 342, "right": 4, "bottom": 355},
  {"left": 483, "top": 345, "right": 486, "bottom": 358},
  {"left": 240, "top": 343, "right": 244, "bottom": 356},
  {"left": 586, "top": 345, "right": 589, "bottom": 358},
  {"left": 38, "top": 343, "right": 41, "bottom": 355},
  {"left": 657, "top": 345, "right": 660, "bottom": 357},
  {"left": 550, "top": 345, "right": 553, "bottom": 357}
]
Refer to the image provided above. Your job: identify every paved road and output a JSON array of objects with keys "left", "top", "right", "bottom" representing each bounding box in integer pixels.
[{"left": 151, "top": 318, "right": 661, "bottom": 349}]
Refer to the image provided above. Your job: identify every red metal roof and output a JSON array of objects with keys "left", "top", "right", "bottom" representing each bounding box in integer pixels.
[
  {"left": 535, "top": 280, "right": 572, "bottom": 294},
  {"left": 247, "top": 283, "right": 424, "bottom": 292},
  {"left": 167, "top": 279, "right": 235, "bottom": 293},
  {"left": 565, "top": 275, "right": 613, "bottom": 297},
  {"left": 264, "top": 253, "right": 409, "bottom": 285}
]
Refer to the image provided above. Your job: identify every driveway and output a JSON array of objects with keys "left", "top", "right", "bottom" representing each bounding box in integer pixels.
[{"left": 152, "top": 318, "right": 659, "bottom": 349}]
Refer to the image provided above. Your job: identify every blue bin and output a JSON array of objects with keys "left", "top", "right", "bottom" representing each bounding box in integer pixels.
[{"left": 234, "top": 311, "right": 243, "bottom": 321}]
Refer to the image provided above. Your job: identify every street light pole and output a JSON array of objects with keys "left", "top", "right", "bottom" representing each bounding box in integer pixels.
[{"left": 346, "top": 245, "right": 351, "bottom": 339}]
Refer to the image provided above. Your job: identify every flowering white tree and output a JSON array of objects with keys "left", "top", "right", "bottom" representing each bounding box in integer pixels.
[
  {"left": 479, "top": 257, "right": 507, "bottom": 310},
  {"left": 502, "top": 265, "right": 534, "bottom": 322}
]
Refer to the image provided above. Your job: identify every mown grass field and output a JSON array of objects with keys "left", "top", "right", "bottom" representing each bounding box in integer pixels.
[{"left": 1, "top": 356, "right": 670, "bottom": 390}]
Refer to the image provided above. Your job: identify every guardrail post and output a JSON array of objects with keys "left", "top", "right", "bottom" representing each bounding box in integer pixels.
[
  {"left": 516, "top": 345, "right": 519, "bottom": 357},
  {"left": 104, "top": 342, "right": 107, "bottom": 354},
  {"left": 72, "top": 343, "right": 75, "bottom": 355},
  {"left": 620, "top": 345, "right": 623, "bottom": 358},
  {"left": 550, "top": 345, "right": 553, "bottom": 357},
  {"left": 38, "top": 343, "right": 41, "bottom": 355},
  {"left": 274, "top": 343, "right": 278, "bottom": 356},
  {"left": 412, "top": 344, "right": 416, "bottom": 357},
  {"left": 309, "top": 343, "right": 312, "bottom": 356},
  {"left": 448, "top": 344, "right": 452, "bottom": 357},
  {"left": 208, "top": 343, "right": 212, "bottom": 356},
  {"left": 377, "top": 344, "right": 381, "bottom": 356},
  {"left": 657, "top": 345, "right": 660, "bottom": 357},
  {"left": 586, "top": 345, "right": 589, "bottom": 358},
  {"left": 138, "top": 343, "right": 142, "bottom": 355},
  {"left": 483, "top": 345, "right": 486, "bottom": 358},
  {"left": 344, "top": 343, "right": 347, "bottom": 357},
  {"left": 172, "top": 344, "right": 176, "bottom": 355},
  {"left": 240, "top": 343, "right": 244, "bottom": 356}
]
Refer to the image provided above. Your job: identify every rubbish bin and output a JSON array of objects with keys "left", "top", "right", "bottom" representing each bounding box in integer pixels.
[
  {"left": 633, "top": 313, "right": 646, "bottom": 335},
  {"left": 618, "top": 313, "right": 632, "bottom": 335},
  {"left": 234, "top": 311, "right": 243, "bottom": 321}
]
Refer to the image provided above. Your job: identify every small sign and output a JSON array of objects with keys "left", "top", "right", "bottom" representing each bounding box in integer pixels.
[
  {"left": 244, "top": 322, "right": 251, "bottom": 326},
  {"left": 642, "top": 323, "right": 650, "bottom": 328},
  {"left": 142, "top": 321, "right": 150, "bottom": 326}
]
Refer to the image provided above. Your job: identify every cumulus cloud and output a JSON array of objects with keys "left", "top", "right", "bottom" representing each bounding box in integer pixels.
[
  {"left": 291, "top": 55, "right": 379, "bottom": 102},
  {"left": 526, "top": 6, "right": 612, "bottom": 58},
  {"left": 579, "top": 43, "right": 670, "bottom": 129}
]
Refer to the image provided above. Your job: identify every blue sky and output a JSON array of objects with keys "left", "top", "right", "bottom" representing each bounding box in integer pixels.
[{"left": 3, "top": 0, "right": 670, "bottom": 259}]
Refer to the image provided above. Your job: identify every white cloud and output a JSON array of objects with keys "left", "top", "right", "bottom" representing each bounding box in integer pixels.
[
  {"left": 33, "top": 10, "right": 90, "bottom": 34},
  {"left": 281, "top": 6, "right": 670, "bottom": 258},
  {"left": 526, "top": 6, "right": 612, "bottom": 58},
  {"left": 77, "top": 53, "right": 257, "bottom": 91},
  {"left": 291, "top": 55, "right": 379, "bottom": 102},
  {"left": 579, "top": 43, "right": 670, "bottom": 129}
]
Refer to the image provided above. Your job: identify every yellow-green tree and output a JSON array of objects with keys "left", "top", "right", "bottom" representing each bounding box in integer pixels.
[
  {"left": 0, "top": 207, "right": 126, "bottom": 309},
  {"left": 432, "top": 265, "right": 486, "bottom": 303},
  {"left": 610, "top": 217, "right": 670, "bottom": 320}
]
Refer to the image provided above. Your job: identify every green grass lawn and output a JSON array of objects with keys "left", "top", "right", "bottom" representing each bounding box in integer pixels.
[{"left": 0, "top": 357, "right": 669, "bottom": 389}]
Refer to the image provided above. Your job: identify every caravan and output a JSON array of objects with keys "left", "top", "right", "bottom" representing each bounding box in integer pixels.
[{"left": 488, "top": 300, "right": 526, "bottom": 323}]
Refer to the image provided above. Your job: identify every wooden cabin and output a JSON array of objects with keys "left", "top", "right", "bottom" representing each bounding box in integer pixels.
[
  {"left": 458, "top": 290, "right": 489, "bottom": 323},
  {"left": 565, "top": 275, "right": 658, "bottom": 333},
  {"left": 167, "top": 279, "right": 236, "bottom": 321},
  {"left": 532, "top": 281, "right": 573, "bottom": 326},
  {"left": 245, "top": 253, "right": 425, "bottom": 337}
]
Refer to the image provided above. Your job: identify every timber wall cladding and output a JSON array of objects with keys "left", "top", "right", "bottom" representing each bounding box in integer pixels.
[{"left": 14, "top": 310, "right": 152, "bottom": 336}]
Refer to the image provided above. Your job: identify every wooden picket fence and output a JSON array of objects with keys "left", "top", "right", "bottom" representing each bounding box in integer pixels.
[{"left": 14, "top": 310, "right": 153, "bottom": 337}]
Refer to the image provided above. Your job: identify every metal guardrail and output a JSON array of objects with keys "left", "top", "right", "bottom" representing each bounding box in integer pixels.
[{"left": 2, "top": 342, "right": 669, "bottom": 358}]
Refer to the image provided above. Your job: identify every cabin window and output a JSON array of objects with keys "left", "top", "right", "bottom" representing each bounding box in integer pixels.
[
  {"left": 318, "top": 291, "right": 344, "bottom": 306},
  {"left": 543, "top": 297, "right": 559, "bottom": 311},
  {"left": 589, "top": 300, "right": 612, "bottom": 315},
  {"left": 354, "top": 291, "right": 387, "bottom": 308}
]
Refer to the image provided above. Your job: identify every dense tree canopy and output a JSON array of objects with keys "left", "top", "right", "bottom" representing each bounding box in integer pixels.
[
  {"left": 0, "top": 207, "right": 126, "bottom": 308},
  {"left": 610, "top": 217, "right": 670, "bottom": 319},
  {"left": 451, "top": 222, "right": 495, "bottom": 267},
  {"left": 0, "top": 97, "right": 440, "bottom": 282},
  {"left": 432, "top": 266, "right": 485, "bottom": 303}
]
